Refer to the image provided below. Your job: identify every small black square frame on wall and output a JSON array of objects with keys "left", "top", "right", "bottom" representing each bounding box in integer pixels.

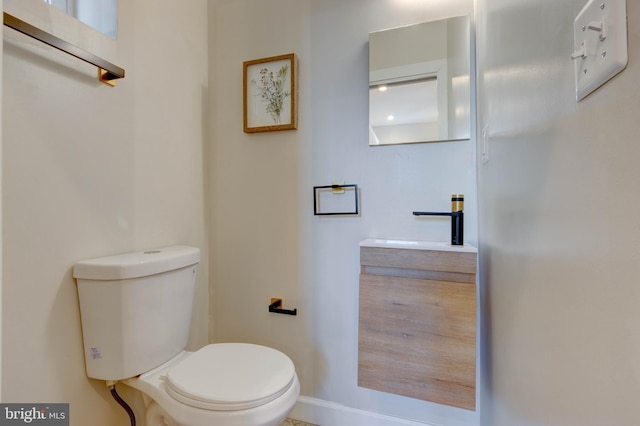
[{"left": 313, "top": 184, "right": 359, "bottom": 216}]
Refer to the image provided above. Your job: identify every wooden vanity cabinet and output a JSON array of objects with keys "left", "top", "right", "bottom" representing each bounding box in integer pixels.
[{"left": 358, "top": 243, "right": 477, "bottom": 410}]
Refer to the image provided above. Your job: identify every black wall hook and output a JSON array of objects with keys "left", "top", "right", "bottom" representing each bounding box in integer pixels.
[{"left": 269, "top": 298, "right": 297, "bottom": 316}]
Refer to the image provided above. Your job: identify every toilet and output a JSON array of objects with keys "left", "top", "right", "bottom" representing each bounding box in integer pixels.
[{"left": 73, "top": 246, "right": 300, "bottom": 426}]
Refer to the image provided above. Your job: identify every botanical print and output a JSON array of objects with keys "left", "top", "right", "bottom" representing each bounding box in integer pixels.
[
  {"left": 244, "top": 54, "right": 296, "bottom": 132},
  {"left": 252, "top": 64, "right": 291, "bottom": 124}
]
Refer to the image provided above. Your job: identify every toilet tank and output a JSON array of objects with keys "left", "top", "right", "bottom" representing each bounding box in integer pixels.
[{"left": 73, "top": 246, "right": 200, "bottom": 381}]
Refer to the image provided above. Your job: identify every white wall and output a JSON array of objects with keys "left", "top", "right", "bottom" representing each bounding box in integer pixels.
[
  {"left": 477, "top": 0, "right": 640, "bottom": 425},
  {"left": 207, "top": 0, "right": 315, "bottom": 401},
  {"left": 209, "top": 0, "right": 477, "bottom": 425},
  {"left": 2, "top": 0, "right": 208, "bottom": 424}
]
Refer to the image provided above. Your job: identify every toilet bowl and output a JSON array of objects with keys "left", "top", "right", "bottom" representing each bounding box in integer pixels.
[
  {"left": 124, "top": 343, "right": 300, "bottom": 426},
  {"left": 73, "top": 246, "right": 300, "bottom": 426}
]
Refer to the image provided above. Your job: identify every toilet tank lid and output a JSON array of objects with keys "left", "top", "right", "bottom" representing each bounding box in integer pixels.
[{"left": 73, "top": 246, "right": 200, "bottom": 280}]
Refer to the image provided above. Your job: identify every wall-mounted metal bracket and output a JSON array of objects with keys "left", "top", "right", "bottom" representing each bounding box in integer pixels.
[
  {"left": 332, "top": 181, "right": 345, "bottom": 194},
  {"left": 269, "top": 298, "right": 297, "bottom": 316}
]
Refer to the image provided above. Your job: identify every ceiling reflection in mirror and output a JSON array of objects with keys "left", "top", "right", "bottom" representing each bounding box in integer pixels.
[
  {"left": 45, "top": 0, "right": 118, "bottom": 39},
  {"left": 369, "top": 16, "right": 470, "bottom": 146}
]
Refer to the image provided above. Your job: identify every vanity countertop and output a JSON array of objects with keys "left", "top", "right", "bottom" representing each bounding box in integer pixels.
[{"left": 359, "top": 238, "right": 477, "bottom": 253}]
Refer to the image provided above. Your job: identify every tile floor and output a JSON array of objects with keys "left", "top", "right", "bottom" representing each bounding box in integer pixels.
[{"left": 282, "top": 419, "right": 318, "bottom": 426}]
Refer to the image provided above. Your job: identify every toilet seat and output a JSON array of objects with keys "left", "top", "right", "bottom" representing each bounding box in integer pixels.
[{"left": 165, "top": 343, "right": 296, "bottom": 411}]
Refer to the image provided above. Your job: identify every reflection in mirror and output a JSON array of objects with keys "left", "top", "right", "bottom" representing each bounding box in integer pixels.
[
  {"left": 369, "top": 16, "right": 470, "bottom": 146},
  {"left": 44, "top": 0, "right": 118, "bottom": 39}
]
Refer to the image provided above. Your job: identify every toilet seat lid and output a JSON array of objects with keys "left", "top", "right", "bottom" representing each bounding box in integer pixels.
[{"left": 165, "top": 343, "right": 296, "bottom": 411}]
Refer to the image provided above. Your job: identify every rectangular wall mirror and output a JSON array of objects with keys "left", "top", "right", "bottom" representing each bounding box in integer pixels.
[{"left": 369, "top": 16, "right": 471, "bottom": 146}]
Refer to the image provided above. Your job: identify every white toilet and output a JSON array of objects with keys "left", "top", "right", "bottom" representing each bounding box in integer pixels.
[{"left": 73, "top": 246, "right": 300, "bottom": 426}]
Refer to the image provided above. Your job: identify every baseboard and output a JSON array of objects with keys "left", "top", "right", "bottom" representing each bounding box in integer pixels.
[{"left": 288, "top": 396, "right": 440, "bottom": 426}]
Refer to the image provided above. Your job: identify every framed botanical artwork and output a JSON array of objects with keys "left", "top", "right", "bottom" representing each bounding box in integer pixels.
[{"left": 243, "top": 53, "right": 298, "bottom": 133}]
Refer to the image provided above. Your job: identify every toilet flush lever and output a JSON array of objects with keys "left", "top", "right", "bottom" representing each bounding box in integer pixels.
[{"left": 269, "top": 298, "right": 297, "bottom": 316}]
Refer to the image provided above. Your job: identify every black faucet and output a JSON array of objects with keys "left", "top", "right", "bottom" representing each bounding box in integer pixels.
[{"left": 413, "top": 195, "right": 464, "bottom": 245}]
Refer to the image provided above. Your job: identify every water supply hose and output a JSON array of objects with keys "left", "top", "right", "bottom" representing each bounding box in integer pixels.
[{"left": 107, "top": 381, "right": 136, "bottom": 426}]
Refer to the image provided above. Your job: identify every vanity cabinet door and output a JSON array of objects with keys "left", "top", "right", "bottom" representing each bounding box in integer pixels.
[{"left": 358, "top": 247, "right": 477, "bottom": 410}]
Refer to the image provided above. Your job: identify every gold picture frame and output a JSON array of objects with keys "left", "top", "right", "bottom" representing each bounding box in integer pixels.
[{"left": 243, "top": 53, "right": 298, "bottom": 133}]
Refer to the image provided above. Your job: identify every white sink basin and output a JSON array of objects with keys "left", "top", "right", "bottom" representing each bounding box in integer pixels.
[{"left": 359, "top": 238, "right": 477, "bottom": 253}]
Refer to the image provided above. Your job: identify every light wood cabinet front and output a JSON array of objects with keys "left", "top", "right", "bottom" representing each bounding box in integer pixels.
[{"left": 358, "top": 246, "right": 477, "bottom": 410}]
